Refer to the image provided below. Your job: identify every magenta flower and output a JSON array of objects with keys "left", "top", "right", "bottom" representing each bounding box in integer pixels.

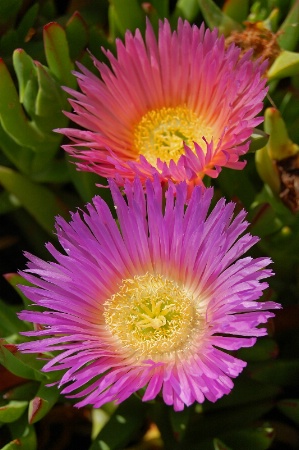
[
  {"left": 57, "top": 19, "right": 267, "bottom": 189},
  {"left": 18, "top": 178, "right": 279, "bottom": 411}
]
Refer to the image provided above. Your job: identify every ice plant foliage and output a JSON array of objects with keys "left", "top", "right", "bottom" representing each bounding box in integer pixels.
[
  {"left": 58, "top": 19, "right": 268, "bottom": 188},
  {"left": 18, "top": 178, "right": 280, "bottom": 411}
]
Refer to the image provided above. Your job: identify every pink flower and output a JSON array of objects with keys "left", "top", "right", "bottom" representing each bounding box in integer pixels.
[
  {"left": 57, "top": 19, "right": 267, "bottom": 189},
  {"left": 18, "top": 178, "right": 279, "bottom": 411}
]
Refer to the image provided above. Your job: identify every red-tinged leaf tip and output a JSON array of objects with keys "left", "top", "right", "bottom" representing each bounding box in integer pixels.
[
  {"left": 3, "top": 344, "right": 18, "bottom": 354},
  {"left": 28, "top": 397, "right": 43, "bottom": 424},
  {"left": 3, "top": 272, "right": 18, "bottom": 281},
  {"left": 67, "top": 10, "right": 86, "bottom": 22},
  {"left": 43, "top": 21, "right": 64, "bottom": 32},
  {"left": 0, "top": 365, "right": 27, "bottom": 390}
]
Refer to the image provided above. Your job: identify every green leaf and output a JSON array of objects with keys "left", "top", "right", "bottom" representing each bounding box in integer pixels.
[
  {"left": 0, "top": 124, "right": 34, "bottom": 175},
  {"left": 278, "top": 0, "right": 299, "bottom": 51},
  {"left": 169, "top": 406, "right": 191, "bottom": 441},
  {"left": 203, "top": 377, "right": 280, "bottom": 412},
  {"left": 197, "top": 0, "right": 242, "bottom": 36},
  {"left": 12, "top": 49, "right": 37, "bottom": 106},
  {"left": 4, "top": 273, "right": 34, "bottom": 309},
  {"left": 237, "top": 338, "right": 279, "bottom": 362},
  {"left": 0, "top": 400, "right": 28, "bottom": 423},
  {"left": 213, "top": 439, "right": 232, "bottom": 450},
  {"left": 222, "top": 426, "right": 275, "bottom": 450},
  {"left": 4, "top": 423, "right": 37, "bottom": 450},
  {"left": 249, "top": 359, "right": 299, "bottom": 386},
  {"left": 0, "top": 0, "right": 21, "bottom": 24},
  {"left": 0, "top": 299, "right": 25, "bottom": 337},
  {"left": 43, "top": 22, "right": 75, "bottom": 88},
  {"left": 66, "top": 11, "right": 89, "bottom": 61},
  {"left": 149, "top": 0, "right": 169, "bottom": 18},
  {"left": 90, "top": 396, "right": 147, "bottom": 450},
  {"left": 28, "top": 383, "right": 60, "bottom": 424},
  {"left": 0, "top": 191, "right": 19, "bottom": 215},
  {"left": 0, "top": 166, "right": 69, "bottom": 235},
  {"left": 255, "top": 146, "right": 280, "bottom": 195},
  {"left": 268, "top": 50, "right": 299, "bottom": 80},
  {"left": 277, "top": 398, "right": 299, "bottom": 425},
  {"left": 217, "top": 163, "right": 256, "bottom": 209},
  {"left": 249, "top": 129, "right": 269, "bottom": 153},
  {"left": 3, "top": 382, "right": 39, "bottom": 402},
  {"left": 30, "top": 159, "right": 70, "bottom": 183},
  {"left": 16, "top": 4, "right": 39, "bottom": 43},
  {"left": 0, "top": 344, "right": 46, "bottom": 382},
  {"left": 172, "top": 0, "right": 200, "bottom": 22},
  {"left": 67, "top": 158, "right": 104, "bottom": 203},
  {"left": 0, "top": 59, "right": 44, "bottom": 146},
  {"left": 182, "top": 402, "right": 274, "bottom": 446},
  {"left": 222, "top": 0, "right": 249, "bottom": 22},
  {"left": 109, "top": 0, "right": 146, "bottom": 37}
]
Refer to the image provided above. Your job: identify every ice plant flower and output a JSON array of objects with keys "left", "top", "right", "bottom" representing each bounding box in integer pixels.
[
  {"left": 57, "top": 19, "right": 268, "bottom": 189},
  {"left": 18, "top": 178, "right": 280, "bottom": 411}
]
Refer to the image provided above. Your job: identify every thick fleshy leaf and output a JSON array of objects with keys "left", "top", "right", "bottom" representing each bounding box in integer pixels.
[
  {"left": 249, "top": 129, "right": 269, "bottom": 153},
  {"left": 197, "top": 0, "right": 242, "bottom": 35},
  {"left": 217, "top": 165, "right": 256, "bottom": 209},
  {"left": 0, "top": 166, "right": 69, "bottom": 234},
  {"left": 4, "top": 273, "right": 34, "bottom": 308},
  {"left": 43, "top": 22, "right": 75, "bottom": 88},
  {"left": 89, "top": 396, "right": 147, "bottom": 450},
  {"left": 0, "top": 0, "right": 21, "bottom": 24},
  {"left": 203, "top": 378, "right": 280, "bottom": 412},
  {"left": 182, "top": 402, "right": 274, "bottom": 446},
  {"left": 250, "top": 359, "right": 299, "bottom": 386},
  {"left": 4, "top": 423, "right": 37, "bottom": 450},
  {"left": 169, "top": 406, "right": 192, "bottom": 442},
  {"left": 12, "top": 49, "right": 37, "bottom": 107},
  {"left": 214, "top": 439, "right": 232, "bottom": 450},
  {"left": 222, "top": 0, "right": 249, "bottom": 22},
  {"left": 255, "top": 145, "right": 280, "bottom": 194},
  {"left": 0, "top": 59, "right": 43, "bottom": 146},
  {"left": 0, "top": 400, "right": 28, "bottom": 423},
  {"left": 0, "top": 191, "right": 19, "bottom": 215},
  {"left": 108, "top": 0, "right": 146, "bottom": 37},
  {"left": 278, "top": 0, "right": 299, "bottom": 51},
  {"left": 149, "top": 0, "right": 169, "bottom": 17},
  {"left": 222, "top": 426, "right": 274, "bottom": 450},
  {"left": 16, "top": 3, "right": 39, "bottom": 43},
  {"left": 237, "top": 338, "right": 279, "bottom": 362},
  {"left": 0, "top": 344, "right": 46, "bottom": 382},
  {"left": 0, "top": 298, "right": 25, "bottom": 336},
  {"left": 0, "top": 123, "right": 36, "bottom": 175},
  {"left": 67, "top": 157, "right": 106, "bottom": 203},
  {"left": 28, "top": 383, "right": 60, "bottom": 424},
  {"left": 65, "top": 11, "right": 89, "bottom": 60},
  {"left": 172, "top": 0, "right": 200, "bottom": 22},
  {"left": 3, "top": 382, "right": 39, "bottom": 401},
  {"left": 277, "top": 399, "right": 299, "bottom": 425},
  {"left": 268, "top": 50, "right": 299, "bottom": 80}
]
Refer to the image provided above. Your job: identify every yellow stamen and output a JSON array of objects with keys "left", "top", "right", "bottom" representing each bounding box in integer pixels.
[
  {"left": 104, "top": 273, "right": 202, "bottom": 361},
  {"left": 133, "top": 105, "right": 214, "bottom": 165}
]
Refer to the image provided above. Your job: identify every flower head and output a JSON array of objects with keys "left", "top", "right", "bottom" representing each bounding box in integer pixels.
[
  {"left": 57, "top": 19, "right": 268, "bottom": 189},
  {"left": 18, "top": 178, "right": 279, "bottom": 411}
]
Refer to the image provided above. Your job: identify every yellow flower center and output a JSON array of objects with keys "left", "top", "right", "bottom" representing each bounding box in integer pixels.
[
  {"left": 104, "top": 273, "right": 200, "bottom": 361},
  {"left": 133, "top": 105, "right": 214, "bottom": 165}
]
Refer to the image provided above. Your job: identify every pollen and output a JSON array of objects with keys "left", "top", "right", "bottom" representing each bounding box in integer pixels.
[
  {"left": 104, "top": 273, "right": 200, "bottom": 361},
  {"left": 133, "top": 105, "right": 214, "bottom": 166}
]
